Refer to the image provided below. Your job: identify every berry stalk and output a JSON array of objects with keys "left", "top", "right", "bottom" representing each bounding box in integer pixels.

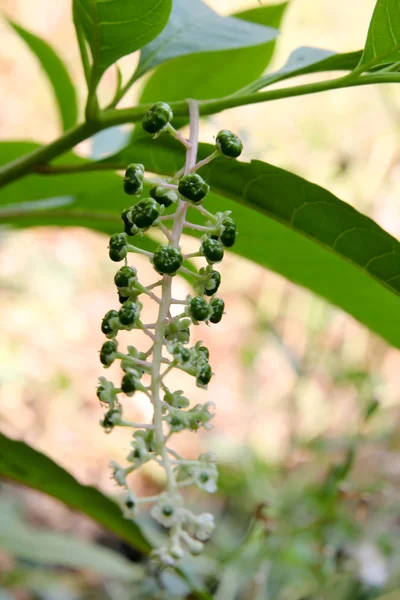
[{"left": 98, "top": 99, "right": 241, "bottom": 565}]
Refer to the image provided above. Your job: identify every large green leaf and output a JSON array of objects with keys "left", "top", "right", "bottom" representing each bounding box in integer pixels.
[
  {"left": 0, "top": 499, "right": 143, "bottom": 580},
  {"left": 360, "top": 0, "right": 400, "bottom": 67},
  {"left": 102, "top": 138, "right": 400, "bottom": 349},
  {"left": 7, "top": 20, "right": 78, "bottom": 131},
  {"left": 2, "top": 141, "right": 400, "bottom": 348},
  {"left": 135, "top": 0, "right": 280, "bottom": 81},
  {"left": 0, "top": 432, "right": 151, "bottom": 554},
  {"left": 137, "top": 3, "right": 287, "bottom": 106},
  {"left": 72, "top": 0, "right": 172, "bottom": 83}
]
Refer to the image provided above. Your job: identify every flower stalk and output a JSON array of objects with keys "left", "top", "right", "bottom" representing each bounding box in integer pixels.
[{"left": 97, "top": 100, "right": 241, "bottom": 564}]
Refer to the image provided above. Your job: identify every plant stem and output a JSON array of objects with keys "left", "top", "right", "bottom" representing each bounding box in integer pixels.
[
  {"left": 150, "top": 99, "right": 200, "bottom": 497},
  {"left": 2, "top": 73, "right": 400, "bottom": 189}
]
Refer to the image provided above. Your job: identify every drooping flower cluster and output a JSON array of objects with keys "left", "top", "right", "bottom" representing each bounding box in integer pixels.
[{"left": 97, "top": 100, "right": 242, "bottom": 564}]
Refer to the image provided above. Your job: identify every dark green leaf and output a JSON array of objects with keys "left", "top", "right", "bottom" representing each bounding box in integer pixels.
[
  {"left": 136, "top": 0, "right": 279, "bottom": 80},
  {"left": 0, "top": 500, "right": 144, "bottom": 579},
  {"left": 3, "top": 141, "right": 400, "bottom": 349},
  {"left": 72, "top": 0, "right": 172, "bottom": 83},
  {"left": 360, "top": 0, "right": 400, "bottom": 67},
  {"left": 7, "top": 19, "right": 78, "bottom": 131},
  {"left": 137, "top": 3, "right": 287, "bottom": 106},
  {"left": 0, "top": 432, "right": 151, "bottom": 554},
  {"left": 103, "top": 137, "right": 400, "bottom": 349}
]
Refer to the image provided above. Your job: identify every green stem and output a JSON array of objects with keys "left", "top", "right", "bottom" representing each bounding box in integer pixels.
[
  {"left": 0, "top": 122, "right": 96, "bottom": 187},
  {"left": 2, "top": 72, "right": 400, "bottom": 189},
  {"left": 106, "top": 67, "right": 141, "bottom": 110}
]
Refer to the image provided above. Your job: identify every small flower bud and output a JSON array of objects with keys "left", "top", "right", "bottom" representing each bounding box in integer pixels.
[
  {"left": 164, "top": 390, "right": 190, "bottom": 409},
  {"left": 109, "top": 460, "right": 126, "bottom": 485}
]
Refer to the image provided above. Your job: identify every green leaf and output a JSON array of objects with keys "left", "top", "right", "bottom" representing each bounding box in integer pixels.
[
  {"left": 3, "top": 141, "right": 400, "bottom": 349},
  {"left": 360, "top": 0, "right": 400, "bottom": 67},
  {"left": 137, "top": 3, "right": 287, "bottom": 106},
  {"left": 0, "top": 499, "right": 143, "bottom": 580},
  {"left": 102, "top": 137, "right": 400, "bottom": 349},
  {"left": 135, "top": 0, "right": 280, "bottom": 81},
  {"left": 0, "top": 432, "right": 151, "bottom": 554},
  {"left": 7, "top": 19, "right": 78, "bottom": 131},
  {"left": 253, "top": 46, "right": 362, "bottom": 91},
  {"left": 72, "top": 0, "right": 172, "bottom": 84}
]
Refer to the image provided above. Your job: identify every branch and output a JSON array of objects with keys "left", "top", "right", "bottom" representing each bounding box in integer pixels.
[{"left": 1, "top": 72, "right": 400, "bottom": 189}]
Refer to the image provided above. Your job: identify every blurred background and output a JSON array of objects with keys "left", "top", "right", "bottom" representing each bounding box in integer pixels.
[{"left": 1, "top": 0, "right": 400, "bottom": 598}]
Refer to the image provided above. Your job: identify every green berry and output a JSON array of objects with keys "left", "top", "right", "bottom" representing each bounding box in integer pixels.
[
  {"left": 209, "top": 298, "right": 225, "bottom": 324},
  {"left": 123, "top": 164, "right": 144, "bottom": 195},
  {"left": 121, "top": 373, "right": 138, "bottom": 396},
  {"left": 109, "top": 233, "right": 127, "bottom": 262},
  {"left": 132, "top": 199, "right": 160, "bottom": 229},
  {"left": 121, "top": 208, "right": 138, "bottom": 236},
  {"left": 118, "top": 292, "right": 129, "bottom": 304},
  {"left": 100, "top": 340, "right": 117, "bottom": 367},
  {"left": 101, "top": 408, "right": 121, "bottom": 432},
  {"left": 150, "top": 186, "right": 178, "bottom": 208},
  {"left": 172, "top": 343, "right": 191, "bottom": 363},
  {"left": 197, "top": 363, "right": 212, "bottom": 386},
  {"left": 153, "top": 245, "right": 183, "bottom": 275},
  {"left": 142, "top": 102, "right": 173, "bottom": 134},
  {"left": 178, "top": 174, "right": 210, "bottom": 204},
  {"left": 189, "top": 297, "right": 209, "bottom": 322},
  {"left": 118, "top": 301, "right": 140, "bottom": 326},
  {"left": 216, "top": 130, "right": 243, "bottom": 158},
  {"left": 101, "top": 309, "right": 119, "bottom": 337},
  {"left": 198, "top": 346, "right": 210, "bottom": 360},
  {"left": 114, "top": 266, "right": 137, "bottom": 289},
  {"left": 204, "top": 270, "right": 221, "bottom": 296},
  {"left": 220, "top": 217, "right": 237, "bottom": 248},
  {"left": 124, "top": 222, "right": 139, "bottom": 237},
  {"left": 121, "top": 208, "right": 132, "bottom": 225},
  {"left": 201, "top": 238, "right": 224, "bottom": 264}
]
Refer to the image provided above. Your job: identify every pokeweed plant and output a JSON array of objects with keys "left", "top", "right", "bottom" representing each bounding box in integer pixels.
[
  {"left": 2, "top": 0, "right": 400, "bottom": 595},
  {"left": 98, "top": 99, "right": 241, "bottom": 564}
]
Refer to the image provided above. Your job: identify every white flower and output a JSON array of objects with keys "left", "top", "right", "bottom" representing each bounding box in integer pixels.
[
  {"left": 199, "top": 452, "right": 218, "bottom": 464},
  {"left": 193, "top": 512, "right": 215, "bottom": 541},
  {"left": 120, "top": 490, "right": 136, "bottom": 519},
  {"left": 151, "top": 546, "right": 175, "bottom": 566},
  {"left": 109, "top": 461, "right": 126, "bottom": 486},
  {"left": 151, "top": 494, "right": 184, "bottom": 528},
  {"left": 191, "top": 463, "right": 218, "bottom": 493},
  {"left": 128, "top": 436, "right": 150, "bottom": 467}
]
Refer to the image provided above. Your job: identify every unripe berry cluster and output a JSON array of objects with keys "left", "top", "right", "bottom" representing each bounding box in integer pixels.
[{"left": 97, "top": 100, "right": 241, "bottom": 565}]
